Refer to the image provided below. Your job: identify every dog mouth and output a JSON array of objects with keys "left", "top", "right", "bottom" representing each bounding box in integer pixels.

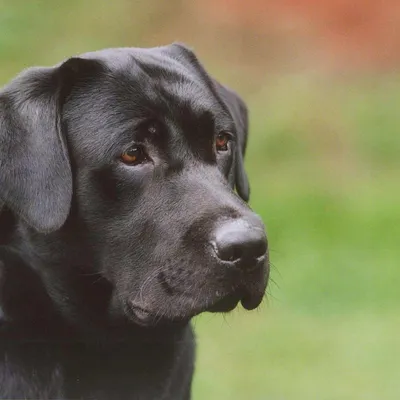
[
  {"left": 125, "top": 257, "right": 268, "bottom": 327},
  {"left": 125, "top": 302, "right": 190, "bottom": 328},
  {"left": 205, "top": 292, "right": 241, "bottom": 313},
  {"left": 125, "top": 303, "right": 159, "bottom": 327},
  {"left": 125, "top": 285, "right": 264, "bottom": 327},
  {"left": 207, "top": 286, "right": 264, "bottom": 313}
]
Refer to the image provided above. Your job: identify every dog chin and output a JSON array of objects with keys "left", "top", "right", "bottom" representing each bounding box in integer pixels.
[{"left": 125, "top": 289, "right": 264, "bottom": 328}]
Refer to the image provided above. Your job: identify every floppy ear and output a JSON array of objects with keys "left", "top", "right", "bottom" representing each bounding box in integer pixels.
[
  {"left": 213, "top": 81, "right": 250, "bottom": 202},
  {"left": 0, "top": 59, "right": 92, "bottom": 233},
  {"left": 0, "top": 67, "right": 72, "bottom": 232}
]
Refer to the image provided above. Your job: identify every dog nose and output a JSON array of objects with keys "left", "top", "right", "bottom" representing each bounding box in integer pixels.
[{"left": 212, "top": 219, "right": 267, "bottom": 268}]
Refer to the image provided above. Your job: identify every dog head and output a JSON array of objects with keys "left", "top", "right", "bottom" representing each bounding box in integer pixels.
[{"left": 0, "top": 44, "right": 269, "bottom": 327}]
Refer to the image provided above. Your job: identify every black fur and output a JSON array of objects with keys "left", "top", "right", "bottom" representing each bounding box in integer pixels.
[{"left": 0, "top": 43, "right": 269, "bottom": 399}]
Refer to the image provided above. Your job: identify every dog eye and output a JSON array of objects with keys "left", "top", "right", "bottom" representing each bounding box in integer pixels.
[
  {"left": 215, "top": 132, "right": 231, "bottom": 152},
  {"left": 121, "top": 146, "right": 147, "bottom": 165}
]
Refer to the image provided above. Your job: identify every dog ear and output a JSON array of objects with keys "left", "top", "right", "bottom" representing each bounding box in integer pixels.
[
  {"left": 0, "top": 58, "right": 98, "bottom": 232},
  {"left": 213, "top": 81, "right": 250, "bottom": 202}
]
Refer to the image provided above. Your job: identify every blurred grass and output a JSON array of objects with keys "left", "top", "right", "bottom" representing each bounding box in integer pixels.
[
  {"left": 1, "top": 1, "right": 399, "bottom": 399},
  {"left": 193, "top": 76, "right": 400, "bottom": 399},
  {"left": 193, "top": 311, "right": 400, "bottom": 400}
]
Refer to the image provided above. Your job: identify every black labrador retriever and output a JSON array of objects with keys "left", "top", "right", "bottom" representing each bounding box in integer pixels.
[{"left": 0, "top": 43, "right": 269, "bottom": 399}]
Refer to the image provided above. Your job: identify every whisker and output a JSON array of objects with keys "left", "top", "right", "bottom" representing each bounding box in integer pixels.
[
  {"left": 264, "top": 289, "right": 280, "bottom": 303},
  {"left": 133, "top": 264, "right": 167, "bottom": 305},
  {"left": 269, "top": 262, "right": 282, "bottom": 278},
  {"left": 268, "top": 277, "right": 280, "bottom": 289},
  {"left": 222, "top": 313, "right": 231, "bottom": 328},
  {"left": 268, "top": 248, "right": 282, "bottom": 255}
]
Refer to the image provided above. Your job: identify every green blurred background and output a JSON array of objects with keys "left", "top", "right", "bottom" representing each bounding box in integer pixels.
[{"left": 1, "top": 1, "right": 399, "bottom": 398}]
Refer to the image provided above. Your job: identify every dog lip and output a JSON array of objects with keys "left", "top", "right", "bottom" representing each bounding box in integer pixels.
[
  {"left": 127, "top": 301, "right": 189, "bottom": 327},
  {"left": 240, "top": 288, "right": 265, "bottom": 310},
  {"left": 126, "top": 302, "right": 155, "bottom": 327},
  {"left": 207, "top": 293, "right": 241, "bottom": 313}
]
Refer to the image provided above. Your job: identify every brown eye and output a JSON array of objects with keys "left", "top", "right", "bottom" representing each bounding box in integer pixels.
[
  {"left": 121, "top": 146, "right": 147, "bottom": 165},
  {"left": 216, "top": 132, "right": 231, "bottom": 152}
]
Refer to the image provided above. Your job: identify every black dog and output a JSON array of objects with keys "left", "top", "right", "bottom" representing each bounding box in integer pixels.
[{"left": 0, "top": 43, "right": 269, "bottom": 399}]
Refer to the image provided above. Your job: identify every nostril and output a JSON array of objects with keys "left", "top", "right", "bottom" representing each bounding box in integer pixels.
[
  {"left": 252, "top": 237, "right": 268, "bottom": 259},
  {"left": 216, "top": 241, "right": 243, "bottom": 262},
  {"left": 213, "top": 220, "right": 267, "bottom": 265}
]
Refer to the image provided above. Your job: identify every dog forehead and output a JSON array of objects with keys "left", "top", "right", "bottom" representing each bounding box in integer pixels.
[
  {"left": 79, "top": 45, "right": 225, "bottom": 114},
  {"left": 78, "top": 44, "right": 202, "bottom": 77},
  {"left": 64, "top": 46, "right": 234, "bottom": 162}
]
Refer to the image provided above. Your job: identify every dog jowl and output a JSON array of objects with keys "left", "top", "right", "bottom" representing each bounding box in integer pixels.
[{"left": 0, "top": 43, "right": 269, "bottom": 399}]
